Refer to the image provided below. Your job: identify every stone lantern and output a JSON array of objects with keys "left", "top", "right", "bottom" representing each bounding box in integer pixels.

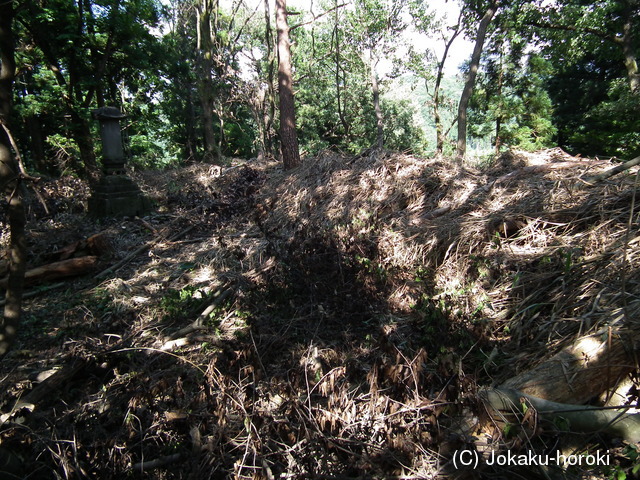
[
  {"left": 88, "top": 106, "right": 152, "bottom": 217},
  {"left": 94, "top": 106, "right": 127, "bottom": 174}
]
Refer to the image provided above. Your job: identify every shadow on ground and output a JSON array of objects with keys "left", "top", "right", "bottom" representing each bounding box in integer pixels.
[{"left": 1, "top": 149, "right": 638, "bottom": 479}]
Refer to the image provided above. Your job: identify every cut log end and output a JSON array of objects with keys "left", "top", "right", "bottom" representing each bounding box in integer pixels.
[{"left": 502, "top": 333, "right": 636, "bottom": 405}]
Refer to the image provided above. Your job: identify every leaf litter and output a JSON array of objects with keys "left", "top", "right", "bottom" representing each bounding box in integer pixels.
[{"left": 1, "top": 148, "right": 639, "bottom": 479}]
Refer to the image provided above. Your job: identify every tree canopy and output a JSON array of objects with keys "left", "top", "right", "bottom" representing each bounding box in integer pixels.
[{"left": 2, "top": 0, "right": 638, "bottom": 176}]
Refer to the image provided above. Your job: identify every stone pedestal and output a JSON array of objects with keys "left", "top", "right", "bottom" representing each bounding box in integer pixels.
[
  {"left": 88, "top": 107, "right": 152, "bottom": 218},
  {"left": 88, "top": 175, "right": 152, "bottom": 217}
]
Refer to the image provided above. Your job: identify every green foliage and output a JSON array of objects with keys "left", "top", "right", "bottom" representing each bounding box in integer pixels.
[
  {"left": 355, "top": 255, "right": 387, "bottom": 282},
  {"left": 13, "top": 0, "right": 168, "bottom": 175},
  {"left": 381, "top": 98, "right": 429, "bottom": 154},
  {"left": 469, "top": 37, "right": 557, "bottom": 152},
  {"left": 460, "top": 0, "right": 640, "bottom": 158},
  {"left": 9, "top": 0, "right": 640, "bottom": 177},
  {"left": 159, "top": 286, "right": 209, "bottom": 322},
  {"left": 292, "top": 2, "right": 425, "bottom": 155},
  {"left": 518, "top": 0, "right": 638, "bottom": 157},
  {"left": 346, "top": 0, "right": 405, "bottom": 53},
  {"left": 545, "top": 43, "right": 632, "bottom": 156},
  {"left": 127, "top": 132, "right": 179, "bottom": 170},
  {"left": 45, "top": 134, "right": 81, "bottom": 174},
  {"left": 608, "top": 445, "right": 640, "bottom": 480},
  {"left": 566, "top": 79, "right": 640, "bottom": 157}
]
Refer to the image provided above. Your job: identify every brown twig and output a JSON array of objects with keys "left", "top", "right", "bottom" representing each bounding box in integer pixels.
[
  {"left": 0, "top": 118, "right": 47, "bottom": 213},
  {"left": 131, "top": 453, "right": 182, "bottom": 473}
]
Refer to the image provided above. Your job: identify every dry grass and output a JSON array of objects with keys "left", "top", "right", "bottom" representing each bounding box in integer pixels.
[
  {"left": 260, "top": 148, "right": 640, "bottom": 356},
  {"left": 1, "top": 148, "right": 639, "bottom": 479}
]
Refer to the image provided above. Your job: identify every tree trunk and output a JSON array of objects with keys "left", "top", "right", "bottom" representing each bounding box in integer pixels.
[
  {"left": 0, "top": 2, "right": 26, "bottom": 358},
  {"left": 25, "top": 114, "right": 47, "bottom": 173},
  {"left": 196, "top": 0, "right": 219, "bottom": 164},
  {"left": 482, "top": 388, "right": 640, "bottom": 443},
  {"left": 369, "top": 53, "right": 384, "bottom": 149},
  {"left": 434, "top": 91, "right": 444, "bottom": 153},
  {"left": 186, "top": 84, "right": 200, "bottom": 162},
  {"left": 262, "top": 0, "right": 276, "bottom": 158},
  {"left": 456, "top": 0, "right": 499, "bottom": 159},
  {"left": 333, "top": 7, "right": 350, "bottom": 143},
  {"left": 216, "top": 100, "right": 224, "bottom": 159},
  {"left": 433, "top": 54, "right": 446, "bottom": 154},
  {"left": 433, "top": 12, "right": 462, "bottom": 155},
  {"left": 579, "top": 154, "right": 640, "bottom": 186},
  {"left": 494, "top": 49, "right": 504, "bottom": 155},
  {"left": 621, "top": 0, "right": 639, "bottom": 94},
  {"left": 495, "top": 116, "right": 502, "bottom": 155},
  {"left": 276, "top": 0, "right": 301, "bottom": 170},
  {"left": 0, "top": 257, "right": 98, "bottom": 289},
  {"left": 69, "top": 109, "right": 99, "bottom": 180},
  {"left": 18, "top": 71, "right": 48, "bottom": 172}
]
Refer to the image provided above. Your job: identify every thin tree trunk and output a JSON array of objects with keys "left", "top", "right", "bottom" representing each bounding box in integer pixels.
[
  {"left": 433, "top": 58, "right": 446, "bottom": 154},
  {"left": 434, "top": 89, "right": 443, "bottom": 153},
  {"left": 186, "top": 84, "right": 199, "bottom": 162},
  {"left": 252, "top": 89, "right": 266, "bottom": 158},
  {"left": 369, "top": 53, "right": 384, "bottom": 149},
  {"left": 333, "top": 6, "right": 350, "bottom": 142},
  {"left": 495, "top": 46, "right": 504, "bottom": 155},
  {"left": 434, "top": 11, "right": 462, "bottom": 154},
  {"left": 276, "top": 0, "right": 301, "bottom": 169},
  {"left": 26, "top": 114, "right": 47, "bottom": 172},
  {"left": 579, "top": 154, "right": 640, "bottom": 186},
  {"left": 216, "top": 100, "right": 224, "bottom": 158},
  {"left": 19, "top": 70, "right": 48, "bottom": 172},
  {"left": 0, "top": 2, "right": 26, "bottom": 358},
  {"left": 456, "top": 0, "right": 499, "bottom": 159}
]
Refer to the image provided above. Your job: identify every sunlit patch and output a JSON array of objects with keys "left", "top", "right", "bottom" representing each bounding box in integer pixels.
[{"left": 193, "top": 266, "right": 215, "bottom": 284}]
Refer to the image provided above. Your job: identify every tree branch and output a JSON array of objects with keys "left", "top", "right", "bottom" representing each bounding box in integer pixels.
[
  {"left": 527, "top": 20, "right": 622, "bottom": 45},
  {"left": 291, "top": 3, "right": 347, "bottom": 30},
  {"left": 580, "top": 155, "right": 640, "bottom": 186}
]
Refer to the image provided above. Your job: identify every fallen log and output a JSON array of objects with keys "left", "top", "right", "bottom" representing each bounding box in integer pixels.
[
  {"left": 55, "top": 232, "right": 112, "bottom": 260},
  {"left": 481, "top": 388, "right": 640, "bottom": 443},
  {"left": 501, "top": 329, "right": 637, "bottom": 405},
  {"left": 0, "top": 256, "right": 98, "bottom": 290},
  {"left": 580, "top": 155, "right": 640, "bottom": 186},
  {"left": 1, "top": 358, "right": 90, "bottom": 425}
]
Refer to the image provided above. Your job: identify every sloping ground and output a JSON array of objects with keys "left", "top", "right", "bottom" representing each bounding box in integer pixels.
[{"left": 1, "top": 148, "right": 639, "bottom": 479}]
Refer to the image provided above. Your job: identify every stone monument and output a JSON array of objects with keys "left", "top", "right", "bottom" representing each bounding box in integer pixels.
[{"left": 88, "top": 107, "right": 152, "bottom": 217}]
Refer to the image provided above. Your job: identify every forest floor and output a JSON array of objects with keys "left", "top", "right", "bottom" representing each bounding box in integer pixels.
[{"left": 1, "top": 148, "right": 640, "bottom": 479}]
